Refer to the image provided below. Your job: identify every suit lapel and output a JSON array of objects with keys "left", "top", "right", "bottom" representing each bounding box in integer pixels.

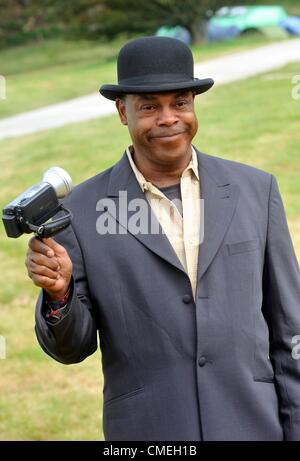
[
  {"left": 106, "top": 152, "right": 185, "bottom": 273},
  {"left": 196, "top": 150, "right": 239, "bottom": 284}
]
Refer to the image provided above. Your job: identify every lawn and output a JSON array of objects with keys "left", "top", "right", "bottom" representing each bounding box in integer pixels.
[
  {"left": 0, "top": 34, "right": 296, "bottom": 119},
  {"left": 0, "top": 59, "right": 299, "bottom": 440}
]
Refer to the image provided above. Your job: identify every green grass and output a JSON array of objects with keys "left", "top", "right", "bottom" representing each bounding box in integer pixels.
[
  {"left": 0, "top": 34, "right": 296, "bottom": 119},
  {"left": 0, "top": 61, "right": 299, "bottom": 440}
]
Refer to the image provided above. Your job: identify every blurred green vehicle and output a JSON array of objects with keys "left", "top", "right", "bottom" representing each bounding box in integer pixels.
[{"left": 208, "top": 5, "right": 289, "bottom": 40}]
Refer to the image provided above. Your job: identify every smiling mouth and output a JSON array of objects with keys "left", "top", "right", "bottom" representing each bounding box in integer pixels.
[{"left": 151, "top": 132, "right": 185, "bottom": 139}]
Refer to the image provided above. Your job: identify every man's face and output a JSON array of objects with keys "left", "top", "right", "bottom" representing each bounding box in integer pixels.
[{"left": 116, "top": 91, "right": 198, "bottom": 166}]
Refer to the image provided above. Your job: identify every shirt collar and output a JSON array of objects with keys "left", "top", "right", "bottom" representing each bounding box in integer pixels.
[{"left": 126, "top": 145, "right": 199, "bottom": 193}]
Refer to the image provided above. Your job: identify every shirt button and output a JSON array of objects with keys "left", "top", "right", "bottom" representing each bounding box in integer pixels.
[
  {"left": 182, "top": 294, "right": 192, "bottom": 304},
  {"left": 198, "top": 357, "right": 206, "bottom": 367}
]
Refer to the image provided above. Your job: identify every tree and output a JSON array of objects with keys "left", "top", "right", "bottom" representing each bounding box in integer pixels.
[
  {"left": 87, "top": 0, "right": 242, "bottom": 43},
  {"left": 0, "top": 0, "right": 244, "bottom": 48},
  {"left": 0, "top": 0, "right": 64, "bottom": 48}
]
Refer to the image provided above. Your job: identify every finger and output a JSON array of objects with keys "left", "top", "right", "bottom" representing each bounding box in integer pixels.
[
  {"left": 41, "top": 237, "right": 67, "bottom": 257},
  {"left": 28, "top": 236, "right": 55, "bottom": 258},
  {"left": 28, "top": 261, "right": 59, "bottom": 280},
  {"left": 31, "top": 274, "right": 58, "bottom": 289},
  {"left": 29, "top": 253, "right": 60, "bottom": 271}
]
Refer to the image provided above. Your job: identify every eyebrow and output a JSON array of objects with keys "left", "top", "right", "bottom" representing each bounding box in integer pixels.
[{"left": 136, "top": 91, "right": 191, "bottom": 102}]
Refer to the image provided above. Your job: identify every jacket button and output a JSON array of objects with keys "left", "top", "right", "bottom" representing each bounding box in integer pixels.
[
  {"left": 182, "top": 294, "right": 192, "bottom": 304},
  {"left": 198, "top": 357, "right": 206, "bottom": 367}
]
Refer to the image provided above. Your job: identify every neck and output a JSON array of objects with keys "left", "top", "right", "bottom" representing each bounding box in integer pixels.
[{"left": 130, "top": 145, "right": 193, "bottom": 188}]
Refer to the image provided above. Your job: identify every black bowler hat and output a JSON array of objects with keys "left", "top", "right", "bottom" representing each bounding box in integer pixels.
[{"left": 99, "top": 36, "right": 214, "bottom": 101}]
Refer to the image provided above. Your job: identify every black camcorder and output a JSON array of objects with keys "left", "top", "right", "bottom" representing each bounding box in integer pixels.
[{"left": 2, "top": 167, "right": 73, "bottom": 238}]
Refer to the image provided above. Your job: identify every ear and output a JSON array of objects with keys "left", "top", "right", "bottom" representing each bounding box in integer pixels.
[{"left": 116, "top": 98, "right": 128, "bottom": 125}]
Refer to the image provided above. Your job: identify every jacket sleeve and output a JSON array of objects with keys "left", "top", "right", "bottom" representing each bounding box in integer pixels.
[
  {"left": 262, "top": 174, "right": 300, "bottom": 440},
  {"left": 34, "top": 222, "right": 98, "bottom": 365}
]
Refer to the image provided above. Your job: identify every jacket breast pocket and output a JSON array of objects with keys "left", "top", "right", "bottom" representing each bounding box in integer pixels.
[{"left": 227, "top": 237, "right": 260, "bottom": 256}]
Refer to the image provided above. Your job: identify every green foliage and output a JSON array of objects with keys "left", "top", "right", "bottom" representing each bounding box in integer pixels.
[
  {"left": 76, "top": 0, "right": 241, "bottom": 42},
  {"left": 0, "top": 0, "right": 64, "bottom": 48},
  {"left": 1, "top": 0, "right": 300, "bottom": 49}
]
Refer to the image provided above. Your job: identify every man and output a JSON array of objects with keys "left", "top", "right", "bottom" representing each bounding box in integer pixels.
[{"left": 26, "top": 36, "right": 300, "bottom": 441}]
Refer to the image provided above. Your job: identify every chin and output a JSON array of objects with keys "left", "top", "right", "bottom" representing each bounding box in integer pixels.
[
  {"left": 161, "top": 140, "right": 190, "bottom": 154},
  {"left": 156, "top": 147, "right": 189, "bottom": 164}
]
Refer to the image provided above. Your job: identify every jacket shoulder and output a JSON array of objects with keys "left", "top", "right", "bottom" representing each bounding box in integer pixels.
[
  {"left": 199, "top": 151, "right": 273, "bottom": 186},
  {"left": 204, "top": 151, "right": 271, "bottom": 177}
]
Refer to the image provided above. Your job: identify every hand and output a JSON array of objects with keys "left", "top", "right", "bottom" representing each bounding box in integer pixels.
[{"left": 26, "top": 236, "right": 72, "bottom": 301}]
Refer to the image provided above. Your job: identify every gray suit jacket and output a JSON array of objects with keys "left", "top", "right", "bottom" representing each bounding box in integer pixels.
[{"left": 35, "top": 148, "right": 300, "bottom": 441}]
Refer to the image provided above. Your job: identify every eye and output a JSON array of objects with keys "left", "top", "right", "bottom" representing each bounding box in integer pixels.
[
  {"left": 175, "top": 100, "right": 189, "bottom": 108},
  {"left": 141, "top": 104, "right": 156, "bottom": 112}
]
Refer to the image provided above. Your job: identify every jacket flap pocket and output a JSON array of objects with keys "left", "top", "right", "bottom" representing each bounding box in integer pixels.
[
  {"left": 227, "top": 238, "right": 260, "bottom": 256},
  {"left": 104, "top": 387, "right": 144, "bottom": 407}
]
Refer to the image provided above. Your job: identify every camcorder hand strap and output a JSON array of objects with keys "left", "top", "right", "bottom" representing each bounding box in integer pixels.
[{"left": 25, "top": 205, "right": 73, "bottom": 238}]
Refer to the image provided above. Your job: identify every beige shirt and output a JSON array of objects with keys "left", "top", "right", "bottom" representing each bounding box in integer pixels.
[{"left": 126, "top": 146, "right": 201, "bottom": 299}]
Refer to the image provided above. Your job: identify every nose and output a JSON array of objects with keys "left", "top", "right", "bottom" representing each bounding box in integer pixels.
[{"left": 157, "top": 106, "right": 179, "bottom": 126}]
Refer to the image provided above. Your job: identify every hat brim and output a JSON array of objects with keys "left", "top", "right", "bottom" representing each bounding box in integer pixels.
[{"left": 99, "top": 78, "right": 214, "bottom": 101}]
